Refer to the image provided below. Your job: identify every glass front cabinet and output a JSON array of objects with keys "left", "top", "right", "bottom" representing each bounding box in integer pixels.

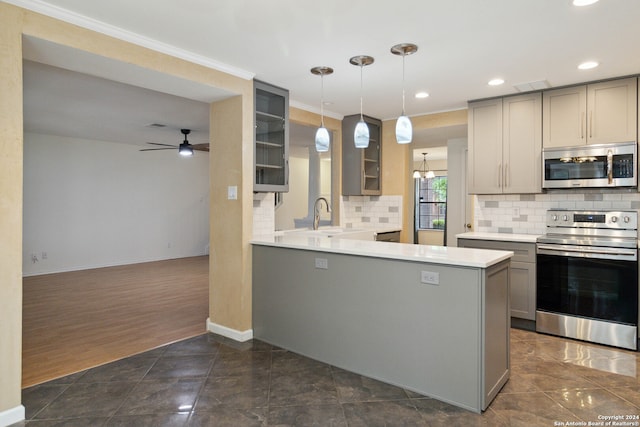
[
  {"left": 254, "top": 80, "right": 289, "bottom": 192},
  {"left": 342, "top": 114, "right": 382, "bottom": 196}
]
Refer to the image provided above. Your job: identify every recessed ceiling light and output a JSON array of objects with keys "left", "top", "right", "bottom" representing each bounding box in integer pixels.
[
  {"left": 578, "top": 61, "right": 599, "bottom": 70},
  {"left": 415, "top": 92, "right": 429, "bottom": 99},
  {"left": 488, "top": 78, "right": 505, "bottom": 86},
  {"left": 573, "top": 0, "right": 599, "bottom": 6}
]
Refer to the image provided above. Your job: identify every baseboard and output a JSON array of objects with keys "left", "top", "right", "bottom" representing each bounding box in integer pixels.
[
  {"left": 206, "top": 318, "right": 253, "bottom": 342},
  {"left": 0, "top": 405, "right": 25, "bottom": 427}
]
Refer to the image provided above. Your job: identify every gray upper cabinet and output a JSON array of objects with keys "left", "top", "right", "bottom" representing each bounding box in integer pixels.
[
  {"left": 543, "top": 77, "right": 637, "bottom": 148},
  {"left": 342, "top": 114, "right": 382, "bottom": 196},
  {"left": 254, "top": 80, "right": 289, "bottom": 192},
  {"left": 468, "top": 93, "right": 542, "bottom": 194}
]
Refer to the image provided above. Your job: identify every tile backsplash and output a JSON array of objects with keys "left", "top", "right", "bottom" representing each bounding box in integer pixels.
[
  {"left": 475, "top": 189, "right": 640, "bottom": 235},
  {"left": 253, "top": 192, "right": 275, "bottom": 237},
  {"left": 340, "top": 195, "right": 402, "bottom": 229}
]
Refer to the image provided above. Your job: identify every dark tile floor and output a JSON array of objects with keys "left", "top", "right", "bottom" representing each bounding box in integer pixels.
[{"left": 12, "top": 328, "right": 640, "bottom": 426}]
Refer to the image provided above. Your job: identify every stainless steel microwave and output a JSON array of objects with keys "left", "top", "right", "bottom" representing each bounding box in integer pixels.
[{"left": 542, "top": 142, "right": 637, "bottom": 189}]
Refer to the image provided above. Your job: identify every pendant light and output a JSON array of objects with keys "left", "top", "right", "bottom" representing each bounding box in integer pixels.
[
  {"left": 349, "top": 55, "right": 374, "bottom": 149},
  {"left": 413, "top": 152, "right": 435, "bottom": 179},
  {"left": 391, "top": 43, "right": 418, "bottom": 144},
  {"left": 310, "top": 66, "right": 333, "bottom": 153}
]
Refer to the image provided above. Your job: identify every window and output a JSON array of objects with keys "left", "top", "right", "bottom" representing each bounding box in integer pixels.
[{"left": 416, "top": 176, "right": 447, "bottom": 230}]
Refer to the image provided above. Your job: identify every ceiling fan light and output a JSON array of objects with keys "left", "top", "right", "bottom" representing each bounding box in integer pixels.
[
  {"left": 396, "top": 115, "right": 412, "bottom": 144},
  {"left": 179, "top": 143, "right": 194, "bottom": 156},
  {"left": 315, "top": 126, "right": 330, "bottom": 152},
  {"left": 354, "top": 120, "right": 370, "bottom": 148}
]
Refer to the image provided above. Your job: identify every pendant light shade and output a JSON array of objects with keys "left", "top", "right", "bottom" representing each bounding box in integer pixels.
[
  {"left": 354, "top": 120, "right": 370, "bottom": 148},
  {"left": 315, "top": 126, "right": 330, "bottom": 152},
  {"left": 396, "top": 115, "right": 412, "bottom": 144},
  {"left": 349, "top": 55, "right": 374, "bottom": 149},
  {"left": 391, "top": 43, "right": 418, "bottom": 144},
  {"left": 310, "top": 66, "right": 334, "bottom": 153}
]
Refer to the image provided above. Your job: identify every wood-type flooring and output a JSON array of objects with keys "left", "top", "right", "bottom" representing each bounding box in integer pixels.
[{"left": 22, "top": 256, "right": 209, "bottom": 388}]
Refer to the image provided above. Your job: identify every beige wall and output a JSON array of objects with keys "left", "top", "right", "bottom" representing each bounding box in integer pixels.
[
  {"left": 0, "top": 3, "right": 251, "bottom": 417},
  {"left": 0, "top": 3, "right": 25, "bottom": 416},
  {"left": 389, "top": 110, "right": 468, "bottom": 243}
]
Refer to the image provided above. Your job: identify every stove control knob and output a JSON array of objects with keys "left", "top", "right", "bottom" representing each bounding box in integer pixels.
[
  {"left": 562, "top": 215, "right": 569, "bottom": 222},
  {"left": 551, "top": 214, "right": 558, "bottom": 221},
  {"left": 624, "top": 216, "right": 630, "bottom": 223},
  {"left": 611, "top": 216, "right": 618, "bottom": 223}
]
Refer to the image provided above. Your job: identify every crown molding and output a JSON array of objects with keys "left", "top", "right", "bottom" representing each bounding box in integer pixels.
[{"left": 5, "top": 0, "right": 255, "bottom": 80}]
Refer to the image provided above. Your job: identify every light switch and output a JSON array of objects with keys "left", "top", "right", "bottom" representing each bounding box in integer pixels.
[{"left": 227, "top": 186, "right": 238, "bottom": 200}]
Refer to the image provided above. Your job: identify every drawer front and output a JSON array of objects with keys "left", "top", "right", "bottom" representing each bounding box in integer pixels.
[{"left": 458, "top": 239, "right": 535, "bottom": 263}]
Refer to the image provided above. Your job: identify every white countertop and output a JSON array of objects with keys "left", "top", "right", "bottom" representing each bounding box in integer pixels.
[
  {"left": 252, "top": 234, "right": 512, "bottom": 268},
  {"left": 456, "top": 232, "right": 540, "bottom": 244}
]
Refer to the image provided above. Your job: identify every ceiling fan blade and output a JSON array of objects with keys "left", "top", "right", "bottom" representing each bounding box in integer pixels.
[
  {"left": 139, "top": 147, "right": 176, "bottom": 151},
  {"left": 145, "top": 142, "right": 178, "bottom": 147},
  {"left": 192, "top": 143, "right": 209, "bottom": 152}
]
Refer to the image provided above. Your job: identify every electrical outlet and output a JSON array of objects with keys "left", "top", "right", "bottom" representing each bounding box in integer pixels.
[
  {"left": 421, "top": 270, "right": 439, "bottom": 285},
  {"left": 315, "top": 258, "right": 328, "bottom": 269},
  {"left": 42, "top": 251, "right": 48, "bottom": 260}
]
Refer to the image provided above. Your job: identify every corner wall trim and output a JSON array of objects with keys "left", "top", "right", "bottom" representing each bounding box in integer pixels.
[
  {"left": 0, "top": 405, "right": 25, "bottom": 427},
  {"left": 206, "top": 318, "right": 253, "bottom": 342}
]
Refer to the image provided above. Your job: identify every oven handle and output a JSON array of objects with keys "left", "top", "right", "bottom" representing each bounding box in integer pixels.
[{"left": 537, "top": 244, "right": 637, "bottom": 260}]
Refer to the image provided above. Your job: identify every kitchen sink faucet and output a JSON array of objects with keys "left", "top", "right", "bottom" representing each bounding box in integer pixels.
[{"left": 313, "top": 197, "right": 331, "bottom": 230}]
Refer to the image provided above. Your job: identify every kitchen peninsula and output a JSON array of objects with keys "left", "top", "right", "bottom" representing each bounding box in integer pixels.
[{"left": 251, "top": 234, "right": 512, "bottom": 413}]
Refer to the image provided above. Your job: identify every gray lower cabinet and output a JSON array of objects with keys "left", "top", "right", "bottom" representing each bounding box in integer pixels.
[
  {"left": 458, "top": 239, "right": 536, "bottom": 321},
  {"left": 252, "top": 245, "right": 510, "bottom": 412}
]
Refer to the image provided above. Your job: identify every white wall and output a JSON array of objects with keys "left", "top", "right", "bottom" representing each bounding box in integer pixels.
[{"left": 23, "top": 132, "right": 210, "bottom": 276}]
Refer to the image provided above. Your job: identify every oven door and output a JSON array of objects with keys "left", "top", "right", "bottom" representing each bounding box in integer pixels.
[{"left": 536, "top": 244, "right": 639, "bottom": 349}]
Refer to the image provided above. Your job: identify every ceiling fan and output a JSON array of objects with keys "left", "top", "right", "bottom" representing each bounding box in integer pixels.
[{"left": 140, "top": 128, "right": 209, "bottom": 156}]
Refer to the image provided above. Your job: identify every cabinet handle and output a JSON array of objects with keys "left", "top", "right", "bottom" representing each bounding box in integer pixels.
[
  {"left": 581, "top": 112, "right": 585, "bottom": 139},
  {"left": 497, "top": 163, "right": 502, "bottom": 188},
  {"left": 504, "top": 163, "right": 509, "bottom": 188},
  {"left": 589, "top": 110, "right": 593, "bottom": 139}
]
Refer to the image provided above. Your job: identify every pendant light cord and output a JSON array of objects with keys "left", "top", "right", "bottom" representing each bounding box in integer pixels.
[
  {"left": 359, "top": 64, "right": 364, "bottom": 121},
  {"left": 401, "top": 54, "right": 406, "bottom": 116},
  {"left": 320, "top": 74, "right": 325, "bottom": 127}
]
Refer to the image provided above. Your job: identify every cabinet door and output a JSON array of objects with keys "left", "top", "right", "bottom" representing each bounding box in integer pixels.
[
  {"left": 254, "top": 81, "right": 289, "bottom": 192},
  {"left": 587, "top": 77, "right": 637, "bottom": 145},
  {"left": 542, "top": 85, "right": 587, "bottom": 148},
  {"left": 503, "top": 93, "right": 542, "bottom": 194},
  {"left": 510, "top": 261, "right": 536, "bottom": 320},
  {"left": 363, "top": 120, "right": 381, "bottom": 194},
  {"left": 468, "top": 99, "right": 503, "bottom": 194},
  {"left": 342, "top": 114, "right": 382, "bottom": 196}
]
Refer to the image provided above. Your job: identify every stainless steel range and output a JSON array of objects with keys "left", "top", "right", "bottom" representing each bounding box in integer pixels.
[{"left": 536, "top": 209, "right": 639, "bottom": 350}]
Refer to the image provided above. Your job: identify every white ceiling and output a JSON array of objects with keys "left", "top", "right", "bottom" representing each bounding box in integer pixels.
[{"left": 13, "top": 0, "right": 640, "bottom": 149}]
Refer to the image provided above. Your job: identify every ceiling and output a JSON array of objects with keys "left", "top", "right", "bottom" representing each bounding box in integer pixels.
[{"left": 13, "top": 0, "right": 640, "bottom": 151}]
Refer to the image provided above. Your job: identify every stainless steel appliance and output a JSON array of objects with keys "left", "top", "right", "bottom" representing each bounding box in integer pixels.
[
  {"left": 536, "top": 209, "right": 639, "bottom": 350},
  {"left": 542, "top": 141, "right": 637, "bottom": 189}
]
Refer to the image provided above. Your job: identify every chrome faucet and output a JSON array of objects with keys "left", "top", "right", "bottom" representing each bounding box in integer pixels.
[{"left": 313, "top": 197, "right": 331, "bottom": 230}]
